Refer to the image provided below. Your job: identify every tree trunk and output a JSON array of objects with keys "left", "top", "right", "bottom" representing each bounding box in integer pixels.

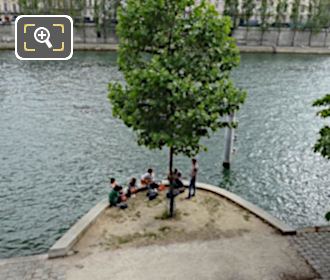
[
  {"left": 324, "top": 29, "right": 328, "bottom": 48},
  {"left": 308, "top": 30, "right": 313, "bottom": 47},
  {"left": 103, "top": 20, "right": 107, "bottom": 43},
  {"left": 83, "top": 22, "right": 86, "bottom": 44},
  {"left": 168, "top": 147, "right": 175, "bottom": 217},
  {"left": 245, "top": 26, "right": 249, "bottom": 45},
  {"left": 276, "top": 28, "right": 281, "bottom": 46},
  {"left": 260, "top": 29, "right": 264, "bottom": 46},
  {"left": 291, "top": 29, "right": 296, "bottom": 47}
]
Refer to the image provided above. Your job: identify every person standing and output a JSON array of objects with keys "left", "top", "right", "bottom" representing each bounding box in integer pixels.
[{"left": 187, "top": 158, "right": 198, "bottom": 199}]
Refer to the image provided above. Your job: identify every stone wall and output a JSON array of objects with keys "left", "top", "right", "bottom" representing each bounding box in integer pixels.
[
  {"left": 233, "top": 27, "right": 330, "bottom": 47},
  {"left": 1, "top": 24, "right": 330, "bottom": 47},
  {"left": 0, "top": 23, "right": 118, "bottom": 44}
]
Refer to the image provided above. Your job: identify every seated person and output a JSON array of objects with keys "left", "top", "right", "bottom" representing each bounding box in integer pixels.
[
  {"left": 141, "top": 168, "right": 159, "bottom": 189},
  {"left": 110, "top": 177, "right": 117, "bottom": 189},
  {"left": 126, "top": 177, "right": 138, "bottom": 198},
  {"left": 109, "top": 180, "right": 127, "bottom": 209},
  {"left": 166, "top": 171, "right": 184, "bottom": 199},
  {"left": 174, "top": 172, "right": 185, "bottom": 193},
  {"left": 109, "top": 185, "right": 122, "bottom": 207}
]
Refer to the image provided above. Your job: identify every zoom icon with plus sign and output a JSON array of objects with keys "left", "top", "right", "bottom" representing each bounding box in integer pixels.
[{"left": 15, "top": 15, "right": 73, "bottom": 60}]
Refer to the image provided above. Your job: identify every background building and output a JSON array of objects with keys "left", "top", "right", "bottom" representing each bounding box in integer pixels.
[
  {"left": 0, "top": 0, "right": 19, "bottom": 23},
  {"left": 0, "top": 0, "right": 328, "bottom": 29}
]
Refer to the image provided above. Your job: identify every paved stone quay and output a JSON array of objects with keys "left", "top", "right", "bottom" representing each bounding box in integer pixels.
[
  {"left": 290, "top": 231, "right": 330, "bottom": 280},
  {"left": 1, "top": 231, "right": 330, "bottom": 279},
  {"left": 0, "top": 255, "right": 65, "bottom": 280}
]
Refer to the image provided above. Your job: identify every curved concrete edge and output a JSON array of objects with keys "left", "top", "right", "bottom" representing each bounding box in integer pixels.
[
  {"left": 296, "top": 225, "right": 330, "bottom": 234},
  {"left": 48, "top": 199, "right": 108, "bottom": 259},
  {"left": 162, "top": 180, "right": 295, "bottom": 235},
  {"left": 48, "top": 180, "right": 295, "bottom": 259}
]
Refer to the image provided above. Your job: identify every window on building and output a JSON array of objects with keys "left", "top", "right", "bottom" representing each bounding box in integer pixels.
[
  {"left": 13, "top": 3, "right": 17, "bottom": 13},
  {"left": 4, "top": 2, "right": 8, "bottom": 12}
]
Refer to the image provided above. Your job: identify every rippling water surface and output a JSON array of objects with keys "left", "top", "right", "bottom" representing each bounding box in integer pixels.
[{"left": 0, "top": 51, "right": 329, "bottom": 258}]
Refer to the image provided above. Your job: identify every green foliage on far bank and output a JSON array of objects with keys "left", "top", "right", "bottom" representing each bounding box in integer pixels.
[{"left": 224, "top": 0, "right": 330, "bottom": 31}]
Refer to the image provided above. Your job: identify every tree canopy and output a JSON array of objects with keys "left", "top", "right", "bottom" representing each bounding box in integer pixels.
[
  {"left": 313, "top": 94, "right": 330, "bottom": 221},
  {"left": 108, "top": 0, "right": 246, "bottom": 160},
  {"left": 313, "top": 94, "right": 330, "bottom": 160}
]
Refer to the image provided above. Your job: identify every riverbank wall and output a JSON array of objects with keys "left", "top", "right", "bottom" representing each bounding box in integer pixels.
[
  {"left": 1, "top": 24, "right": 330, "bottom": 54},
  {"left": 2, "top": 41, "right": 330, "bottom": 54},
  {"left": 232, "top": 27, "right": 330, "bottom": 48}
]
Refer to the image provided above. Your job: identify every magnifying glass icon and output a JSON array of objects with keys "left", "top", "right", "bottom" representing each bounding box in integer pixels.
[{"left": 34, "top": 27, "right": 53, "bottom": 49}]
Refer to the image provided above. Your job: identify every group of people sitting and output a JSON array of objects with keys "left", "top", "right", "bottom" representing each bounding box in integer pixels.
[
  {"left": 108, "top": 159, "right": 199, "bottom": 209},
  {"left": 108, "top": 168, "right": 185, "bottom": 209}
]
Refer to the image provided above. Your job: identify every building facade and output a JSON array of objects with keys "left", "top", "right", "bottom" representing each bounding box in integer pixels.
[
  {"left": 0, "top": 0, "right": 313, "bottom": 25},
  {"left": 0, "top": 0, "right": 19, "bottom": 23}
]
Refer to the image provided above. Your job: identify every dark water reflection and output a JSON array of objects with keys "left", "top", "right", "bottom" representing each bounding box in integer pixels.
[{"left": 0, "top": 51, "right": 329, "bottom": 258}]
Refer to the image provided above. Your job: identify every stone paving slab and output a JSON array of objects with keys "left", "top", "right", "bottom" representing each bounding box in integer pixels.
[
  {"left": 0, "top": 255, "right": 65, "bottom": 280},
  {"left": 290, "top": 232, "right": 330, "bottom": 279}
]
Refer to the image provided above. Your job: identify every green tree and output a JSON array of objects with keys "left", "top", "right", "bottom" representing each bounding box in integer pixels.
[
  {"left": 275, "top": 0, "right": 288, "bottom": 45},
  {"left": 259, "top": 0, "right": 270, "bottom": 45},
  {"left": 108, "top": 0, "right": 246, "bottom": 217},
  {"left": 224, "top": 0, "right": 240, "bottom": 29},
  {"left": 310, "top": 0, "right": 330, "bottom": 30},
  {"left": 291, "top": 0, "right": 301, "bottom": 28},
  {"left": 313, "top": 94, "right": 330, "bottom": 221},
  {"left": 93, "top": 0, "right": 120, "bottom": 42},
  {"left": 18, "top": 0, "right": 86, "bottom": 20},
  {"left": 241, "top": 0, "right": 256, "bottom": 44},
  {"left": 241, "top": 0, "right": 256, "bottom": 27},
  {"left": 290, "top": 0, "right": 301, "bottom": 46}
]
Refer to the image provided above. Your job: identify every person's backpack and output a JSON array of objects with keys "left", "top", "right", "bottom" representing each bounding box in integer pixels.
[
  {"left": 147, "top": 189, "right": 158, "bottom": 200},
  {"left": 118, "top": 202, "right": 128, "bottom": 209}
]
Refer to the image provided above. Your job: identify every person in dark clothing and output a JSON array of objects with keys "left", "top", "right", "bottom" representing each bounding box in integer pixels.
[
  {"left": 174, "top": 172, "right": 185, "bottom": 193},
  {"left": 109, "top": 185, "right": 122, "bottom": 206},
  {"left": 126, "top": 177, "right": 138, "bottom": 198},
  {"left": 110, "top": 177, "right": 117, "bottom": 189},
  {"left": 108, "top": 180, "right": 128, "bottom": 209},
  {"left": 187, "top": 158, "right": 198, "bottom": 199}
]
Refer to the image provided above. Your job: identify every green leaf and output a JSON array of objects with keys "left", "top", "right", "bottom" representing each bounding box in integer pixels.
[{"left": 325, "top": 211, "right": 330, "bottom": 221}]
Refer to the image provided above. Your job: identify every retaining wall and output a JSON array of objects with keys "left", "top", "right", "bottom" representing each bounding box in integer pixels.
[
  {"left": 0, "top": 24, "right": 118, "bottom": 44},
  {"left": 1, "top": 24, "right": 330, "bottom": 48},
  {"left": 233, "top": 27, "right": 330, "bottom": 47}
]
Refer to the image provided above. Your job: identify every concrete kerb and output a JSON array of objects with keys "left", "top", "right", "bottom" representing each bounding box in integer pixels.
[
  {"left": 47, "top": 181, "right": 295, "bottom": 259},
  {"left": 195, "top": 182, "right": 295, "bottom": 234},
  {"left": 48, "top": 199, "right": 109, "bottom": 259},
  {"left": 163, "top": 180, "right": 295, "bottom": 235}
]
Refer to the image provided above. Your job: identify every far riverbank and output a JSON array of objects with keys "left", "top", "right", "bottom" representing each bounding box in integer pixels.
[{"left": 2, "top": 42, "right": 330, "bottom": 54}]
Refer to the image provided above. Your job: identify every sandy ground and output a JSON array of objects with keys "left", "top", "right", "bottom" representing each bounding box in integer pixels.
[{"left": 57, "top": 190, "right": 317, "bottom": 280}]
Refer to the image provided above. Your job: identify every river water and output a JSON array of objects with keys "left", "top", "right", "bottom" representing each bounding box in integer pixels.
[{"left": 0, "top": 51, "right": 329, "bottom": 258}]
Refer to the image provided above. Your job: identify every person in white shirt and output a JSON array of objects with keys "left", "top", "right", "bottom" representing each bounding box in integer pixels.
[
  {"left": 141, "top": 168, "right": 159, "bottom": 200},
  {"left": 141, "top": 168, "right": 154, "bottom": 186}
]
